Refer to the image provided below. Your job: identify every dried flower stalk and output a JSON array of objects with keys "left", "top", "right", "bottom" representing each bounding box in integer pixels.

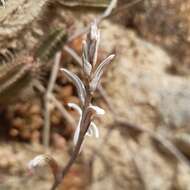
[
  {"left": 51, "top": 20, "right": 115, "bottom": 189},
  {"left": 28, "top": 21, "right": 115, "bottom": 190}
]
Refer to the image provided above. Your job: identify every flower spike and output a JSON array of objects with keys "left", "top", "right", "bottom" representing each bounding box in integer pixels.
[{"left": 51, "top": 20, "right": 115, "bottom": 190}]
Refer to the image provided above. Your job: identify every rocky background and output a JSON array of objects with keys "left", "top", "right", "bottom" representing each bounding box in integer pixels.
[{"left": 1, "top": 0, "right": 190, "bottom": 189}]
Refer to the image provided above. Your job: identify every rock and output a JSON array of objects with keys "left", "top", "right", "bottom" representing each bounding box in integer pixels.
[
  {"left": 0, "top": 0, "right": 49, "bottom": 47},
  {"left": 117, "top": 0, "right": 190, "bottom": 75},
  {"left": 100, "top": 20, "right": 190, "bottom": 130},
  {"left": 83, "top": 20, "right": 190, "bottom": 190}
]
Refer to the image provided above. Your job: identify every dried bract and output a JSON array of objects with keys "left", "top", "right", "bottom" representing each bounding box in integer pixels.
[
  {"left": 67, "top": 102, "right": 101, "bottom": 145},
  {"left": 90, "top": 54, "right": 115, "bottom": 92},
  {"left": 28, "top": 154, "right": 60, "bottom": 181},
  {"left": 87, "top": 105, "right": 105, "bottom": 116},
  {"left": 86, "top": 21, "right": 100, "bottom": 67},
  {"left": 61, "top": 68, "right": 86, "bottom": 105},
  {"left": 82, "top": 41, "right": 92, "bottom": 76}
]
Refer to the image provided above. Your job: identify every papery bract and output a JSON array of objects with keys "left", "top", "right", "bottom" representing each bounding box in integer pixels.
[
  {"left": 87, "top": 105, "right": 105, "bottom": 116},
  {"left": 68, "top": 102, "right": 101, "bottom": 145},
  {"left": 90, "top": 54, "right": 115, "bottom": 91},
  {"left": 86, "top": 122, "right": 99, "bottom": 138},
  {"left": 68, "top": 102, "right": 82, "bottom": 115},
  {"left": 61, "top": 68, "right": 86, "bottom": 105}
]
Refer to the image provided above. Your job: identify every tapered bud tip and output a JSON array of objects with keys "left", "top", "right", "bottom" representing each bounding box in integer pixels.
[
  {"left": 90, "top": 21, "right": 99, "bottom": 41},
  {"left": 109, "top": 54, "right": 115, "bottom": 60},
  {"left": 96, "top": 107, "right": 105, "bottom": 115},
  {"left": 28, "top": 154, "right": 60, "bottom": 180},
  {"left": 60, "top": 68, "right": 66, "bottom": 71},
  {"left": 67, "top": 102, "right": 82, "bottom": 115},
  {"left": 89, "top": 105, "right": 105, "bottom": 115},
  {"left": 28, "top": 155, "right": 47, "bottom": 174}
]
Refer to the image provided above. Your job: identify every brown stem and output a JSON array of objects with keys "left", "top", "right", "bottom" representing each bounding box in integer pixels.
[
  {"left": 50, "top": 135, "right": 85, "bottom": 190},
  {"left": 50, "top": 90, "right": 92, "bottom": 190}
]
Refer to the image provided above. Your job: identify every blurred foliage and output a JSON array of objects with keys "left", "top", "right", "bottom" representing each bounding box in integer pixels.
[
  {"left": 60, "top": 0, "right": 111, "bottom": 7},
  {"left": 35, "top": 28, "right": 67, "bottom": 62}
]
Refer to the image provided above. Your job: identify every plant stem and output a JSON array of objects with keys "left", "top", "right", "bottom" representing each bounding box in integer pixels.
[{"left": 51, "top": 90, "right": 92, "bottom": 190}]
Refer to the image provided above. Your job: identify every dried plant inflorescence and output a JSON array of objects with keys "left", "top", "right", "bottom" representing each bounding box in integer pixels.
[
  {"left": 29, "top": 21, "right": 115, "bottom": 190},
  {"left": 60, "top": 21, "right": 115, "bottom": 149}
]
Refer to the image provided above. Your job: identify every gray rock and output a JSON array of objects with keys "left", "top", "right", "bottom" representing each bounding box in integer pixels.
[{"left": 84, "top": 21, "right": 190, "bottom": 190}]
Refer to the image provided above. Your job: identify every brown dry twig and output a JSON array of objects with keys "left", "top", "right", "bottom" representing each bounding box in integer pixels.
[
  {"left": 43, "top": 52, "right": 62, "bottom": 148},
  {"left": 33, "top": 51, "right": 76, "bottom": 148},
  {"left": 34, "top": 81, "right": 76, "bottom": 128}
]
